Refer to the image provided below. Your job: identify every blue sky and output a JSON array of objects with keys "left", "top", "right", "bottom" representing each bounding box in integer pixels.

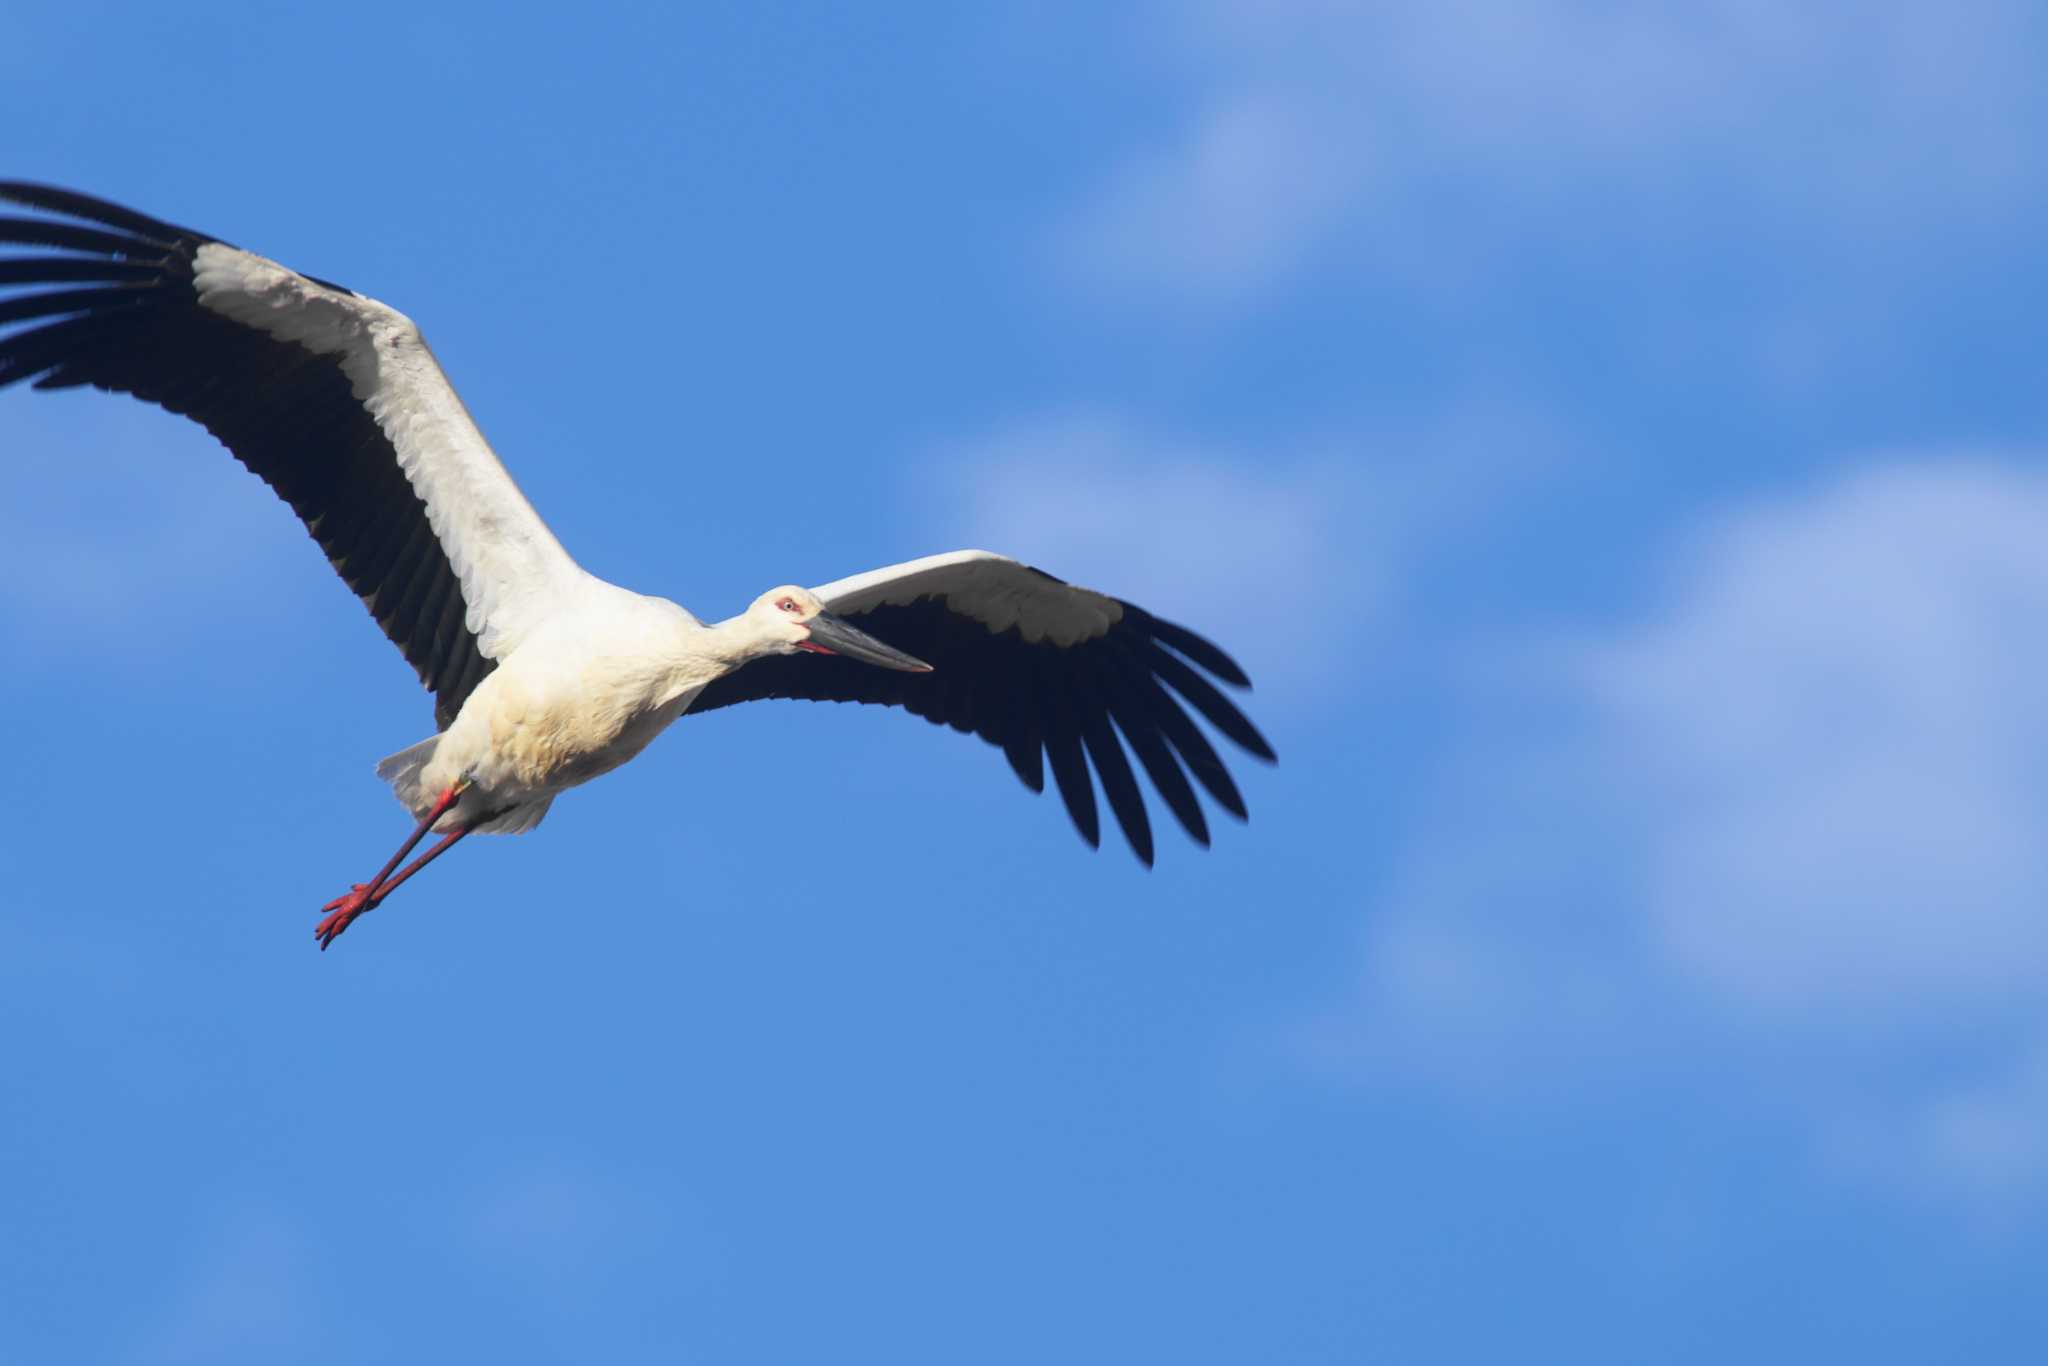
[{"left": 5, "top": 1, "right": 2048, "bottom": 1360}]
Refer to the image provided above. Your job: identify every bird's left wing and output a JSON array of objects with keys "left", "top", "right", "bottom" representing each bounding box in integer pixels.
[
  {"left": 687, "top": 549, "right": 1276, "bottom": 865},
  {"left": 0, "top": 183, "right": 590, "bottom": 727}
]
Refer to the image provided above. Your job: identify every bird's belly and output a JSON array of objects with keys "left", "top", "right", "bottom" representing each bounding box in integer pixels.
[
  {"left": 540, "top": 709, "right": 673, "bottom": 787},
  {"left": 452, "top": 671, "right": 692, "bottom": 802},
  {"left": 492, "top": 701, "right": 677, "bottom": 791}
]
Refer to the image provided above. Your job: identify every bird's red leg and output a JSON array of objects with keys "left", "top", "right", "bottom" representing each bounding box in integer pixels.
[
  {"left": 314, "top": 783, "right": 467, "bottom": 949},
  {"left": 354, "top": 822, "right": 475, "bottom": 905}
]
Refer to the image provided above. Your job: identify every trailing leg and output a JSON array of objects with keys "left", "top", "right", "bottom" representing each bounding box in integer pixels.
[{"left": 314, "top": 782, "right": 468, "bottom": 950}]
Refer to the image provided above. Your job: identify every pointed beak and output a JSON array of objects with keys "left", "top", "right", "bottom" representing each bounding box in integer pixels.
[{"left": 800, "top": 611, "right": 933, "bottom": 672}]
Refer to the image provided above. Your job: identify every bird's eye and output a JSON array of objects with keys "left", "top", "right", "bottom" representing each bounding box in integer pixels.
[{"left": 777, "top": 597, "right": 800, "bottom": 614}]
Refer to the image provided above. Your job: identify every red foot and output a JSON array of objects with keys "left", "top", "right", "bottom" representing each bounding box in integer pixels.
[{"left": 315, "top": 884, "right": 378, "bottom": 950}]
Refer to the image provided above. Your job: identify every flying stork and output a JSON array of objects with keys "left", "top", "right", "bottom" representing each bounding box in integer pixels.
[{"left": 0, "top": 184, "right": 1274, "bottom": 949}]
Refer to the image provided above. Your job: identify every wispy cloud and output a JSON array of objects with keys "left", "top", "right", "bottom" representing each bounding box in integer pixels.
[
  {"left": 1826, "top": 1040, "right": 2048, "bottom": 1215},
  {"left": 1314, "top": 456, "right": 2048, "bottom": 1212},
  {"left": 925, "top": 405, "right": 1549, "bottom": 696},
  {"left": 1592, "top": 463, "right": 2048, "bottom": 1020},
  {"left": 1056, "top": 89, "right": 1365, "bottom": 306},
  {"left": 1061, "top": 0, "right": 2048, "bottom": 303},
  {"left": 932, "top": 411, "right": 1348, "bottom": 689}
]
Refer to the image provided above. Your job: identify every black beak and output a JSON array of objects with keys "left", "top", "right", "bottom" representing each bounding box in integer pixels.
[{"left": 802, "top": 611, "right": 933, "bottom": 672}]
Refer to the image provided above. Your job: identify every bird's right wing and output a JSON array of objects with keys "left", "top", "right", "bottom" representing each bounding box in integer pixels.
[
  {"left": 688, "top": 550, "right": 1275, "bottom": 865},
  {"left": 0, "top": 183, "right": 589, "bottom": 727}
]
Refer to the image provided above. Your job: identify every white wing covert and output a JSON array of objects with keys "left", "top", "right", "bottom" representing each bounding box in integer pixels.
[{"left": 0, "top": 183, "right": 588, "bottom": 725}]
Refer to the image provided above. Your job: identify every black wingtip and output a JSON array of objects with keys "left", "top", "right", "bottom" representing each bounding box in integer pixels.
[
  {"left": 1003, "top": 735, "right": 1045, "bottom": 794},
  {"left": 1242, "top": 728, "right": 1278, "bottom": 765},
  {"left": 0, "top": 182, "right": 206, "bottom": 247},
  {"left": 1044, "top": 719, "right": 1100, "bottom": 850},
  {"left": 1081, "top": 706, "right": 1154, "bottom": 866},
  {"left": 1127, "top": 604, "right": 1255, "bottom": 689},
  {"left": 1142, "top": 641, "right": 1276, "bottom": 763}
]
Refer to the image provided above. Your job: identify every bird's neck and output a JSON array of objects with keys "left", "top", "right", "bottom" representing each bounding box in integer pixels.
[
  {"left": 694, "top": 613, "right": 785, "bottom": 673},
  {"left": 630, "top": 611, "right": 781, "bottom": 709}
]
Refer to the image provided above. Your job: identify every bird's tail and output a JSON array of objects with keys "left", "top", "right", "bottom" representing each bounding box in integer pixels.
[
  {"left": 373, "top": 734, "right": 553, "bottom": 835},
  {"left": 375, "top": 735, "right": 441, "bottom": 818}
]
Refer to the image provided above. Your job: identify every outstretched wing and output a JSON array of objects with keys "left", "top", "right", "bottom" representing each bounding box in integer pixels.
[
  {"left": 689, "top": 549, "right": 1276, "bottom": 865},
  {"left": 0, "top": 183, "right": 589, "bottom": 727}
]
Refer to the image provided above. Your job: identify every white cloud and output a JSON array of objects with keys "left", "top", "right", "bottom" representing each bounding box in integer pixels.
[
  {"left": 929, "top": 411, "right": 1357, "bottom": 691},
  {"left": 928, "top": 405, "right": 1552, "bottom": 697},
  {"left": 1594, "top": 463, "right": 2048, "bottom": 1022},
  {"left": 1063, "top": 0, "right": 2047, "bottom": 300},
  {"left": 1560, "top": 458, "right": 2048, "bottom": 1201},
  {"left": 1319, "top": 456, "right": 2048, "bottom": 1211},
  {"left": 927, "top": 403, "right": 1565, "bottom": 696},
  {"left": 1057, "top": 90, "right": 1365, "bottom": 304},
  {"left": 1824, "top": 1041, "right": 2048, "bottom": 1216}
]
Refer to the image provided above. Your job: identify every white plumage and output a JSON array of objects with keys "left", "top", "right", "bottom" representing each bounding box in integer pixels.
[
  {"left": 191, "top": 240, "right": 586, "bottom": 661},
  {"left": 0, "top": 184, "right": 1273, "bottom": 948},
  {"left": 809, "top": 549, "right": 1126, "bottom": 646}
]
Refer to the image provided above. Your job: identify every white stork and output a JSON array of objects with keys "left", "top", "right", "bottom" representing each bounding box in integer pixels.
[{"left": 0, "top": 184, "right": 1274, "bottom": 949}]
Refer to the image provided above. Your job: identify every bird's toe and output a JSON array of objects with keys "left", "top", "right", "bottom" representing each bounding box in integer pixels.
[{"left": 314, "top": 885, "right": 375, "bottom": 950}]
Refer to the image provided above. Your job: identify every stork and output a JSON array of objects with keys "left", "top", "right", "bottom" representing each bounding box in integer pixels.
[{"left": 0, "top": 184, "right": 1274, "bottom": 949}]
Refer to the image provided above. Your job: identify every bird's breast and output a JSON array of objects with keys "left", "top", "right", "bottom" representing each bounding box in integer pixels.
[{"left": 457, "top": 654, "right": 693, "bottom": 796}]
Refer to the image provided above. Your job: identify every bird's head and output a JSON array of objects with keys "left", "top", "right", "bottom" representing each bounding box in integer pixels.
[{"left": 747, "top": 586, "right": 933, "bottom": 672}]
